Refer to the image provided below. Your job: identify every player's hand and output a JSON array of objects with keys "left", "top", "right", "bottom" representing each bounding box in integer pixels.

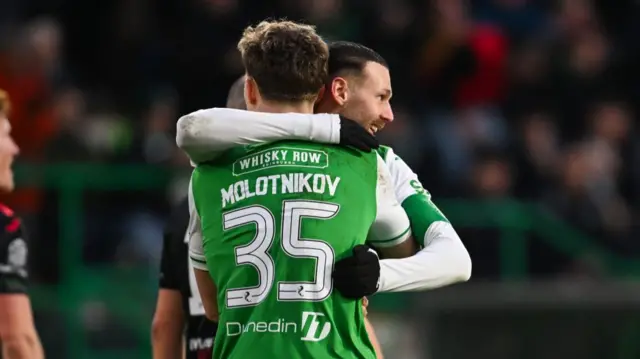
[
  {"left": 339, "top": 116, "right": 379, "bottom": 152},
  {"left": 333, "top": 245, "right": 380, "bottom": 299}
]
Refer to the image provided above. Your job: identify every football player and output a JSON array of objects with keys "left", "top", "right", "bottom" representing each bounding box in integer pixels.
[{"left": 0, "top": 89, "right": 44, "bottom": 359}]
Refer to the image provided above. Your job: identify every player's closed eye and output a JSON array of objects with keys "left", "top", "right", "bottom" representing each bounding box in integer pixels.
[{"left": 379, "top": 93, "right": 393, "bottom": 102}]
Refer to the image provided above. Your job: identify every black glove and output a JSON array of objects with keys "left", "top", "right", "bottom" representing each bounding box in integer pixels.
[
  {"left": 339, "top": 116, "right": 379, "bottom": 152},
  {"left": 333, "top": 245, "right": 380, "bottom": 299}
]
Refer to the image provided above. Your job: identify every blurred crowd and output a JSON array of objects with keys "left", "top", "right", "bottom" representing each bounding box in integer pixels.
[{"left": 1, "top": 0, "right": 640, "bottom": 282}]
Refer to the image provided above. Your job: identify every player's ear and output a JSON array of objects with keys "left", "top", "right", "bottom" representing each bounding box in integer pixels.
[
  {"left": 244, "top": 76, "right": 259, "bottom": 109},
  {"left": 330, "top": 77, "right": 349, "bottom": 106}
]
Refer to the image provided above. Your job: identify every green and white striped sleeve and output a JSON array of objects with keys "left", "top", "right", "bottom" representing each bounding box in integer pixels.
[
  {"left": 367, "top": 153, "right": 412, "bottom": 248},
  {"left": 378, "top": 146, "right": 448, "bottom": 247}
]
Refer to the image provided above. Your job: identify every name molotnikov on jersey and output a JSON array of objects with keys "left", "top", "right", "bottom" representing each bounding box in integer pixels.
[{"left": 221, "top": 173, "right": 341, "bottom": 208}]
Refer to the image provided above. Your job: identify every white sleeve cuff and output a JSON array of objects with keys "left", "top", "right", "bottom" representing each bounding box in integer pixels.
[
  {"left": 324, "top": 113, "right": 341, "bottom": 144},
  {"left": 189, "top": 252, "right": 208, "bottom": 271}
]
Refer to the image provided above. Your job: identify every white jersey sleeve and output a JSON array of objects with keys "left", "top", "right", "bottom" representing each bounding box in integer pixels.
[
  {"left": 377, "top": 221, "right": 472, "bottom": 292},
  {"left": 366, "top": 154, "right": 412, "bottom": 248},
  {"left": 176, "top": 108, "right": 341, "bottom": 163},
  {"left": 373, "top": 146, "right": 472, "bottom": 292},
  {"left": 187, "top": 177, "right": 208, "bottom": 271},
  {"left": 380, "top": 146, "right": 448, "bottom": 246},
  {"left": 381, "top": 146, "right": 429, "bottom": 204}
]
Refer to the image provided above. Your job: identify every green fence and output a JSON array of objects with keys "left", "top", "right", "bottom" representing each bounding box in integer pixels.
[
  {"left": 15, "top": 164, "right": 640, "bottom": 359},
  {"left": 17, "top": 164, "right": 172, "bottom": 359}
]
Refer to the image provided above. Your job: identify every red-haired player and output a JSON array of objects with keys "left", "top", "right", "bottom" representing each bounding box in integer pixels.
[{"left": 0, "top": 89, "right": 44, "bottom": 359}]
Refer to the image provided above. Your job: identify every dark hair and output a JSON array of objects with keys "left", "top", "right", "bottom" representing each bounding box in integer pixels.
[
  {"left": 226, "top": 76, "right": 246, "bottom": 110},
  {"left": 238, "top": 20, "right": 328, "bottom": 102},
  {"left": 328, "top": 41, "right": 388, "bottom": 78}
]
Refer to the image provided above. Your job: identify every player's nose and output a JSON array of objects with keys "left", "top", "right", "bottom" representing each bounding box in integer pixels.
[
  {"left": 8, "top": 137, "right": 18, "bottom": 157},
  {"left": 381, "top": 103, "right": 394, "bottom": 123}
]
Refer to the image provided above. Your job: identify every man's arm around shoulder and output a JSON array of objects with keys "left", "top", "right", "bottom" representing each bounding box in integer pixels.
[
  {"left": 333, "top": 150, "right": 471, "bottom": 298},
  {"left": 176, "top": 108, "right": 379, "bottom": 163},
  {"left": 378, "top": 220, "right": 471, "bottom": 292},
  {"left": 378, "top": 148, "right": 471, "bottom": 291},
  {"left": 176, "top": 108, "right": 339, "bottom": 163}
]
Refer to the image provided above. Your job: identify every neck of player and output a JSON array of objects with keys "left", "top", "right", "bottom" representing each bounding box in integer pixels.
[{"left": 255, "top": 100, "right": 315, "bottom": 114}]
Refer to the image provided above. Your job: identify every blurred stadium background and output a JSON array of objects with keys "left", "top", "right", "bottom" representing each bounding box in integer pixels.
[{"left": 3, "top": 0, "right": 640, "bottom": 358}]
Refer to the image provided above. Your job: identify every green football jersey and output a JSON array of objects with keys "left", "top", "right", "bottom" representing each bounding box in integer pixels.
[{"left": 188, "top": 141, "right": 410, "bottom": 359}]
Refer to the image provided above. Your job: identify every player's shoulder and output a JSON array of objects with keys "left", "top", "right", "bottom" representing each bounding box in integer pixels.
[
  {"left": 376, "top": 145, "right": 391, "bottom": 161},
  {"left": 0, "top": 203, "right": 27, "bottom": 266},
  {"left": 376, "top": 145, "right": 399, "bottom": 163},
  {"left": 0, "top": 203, "right": 17, "bottom": 220},
  {"left": 0, "top": 203, "right": 23, "bottom": 238}
]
